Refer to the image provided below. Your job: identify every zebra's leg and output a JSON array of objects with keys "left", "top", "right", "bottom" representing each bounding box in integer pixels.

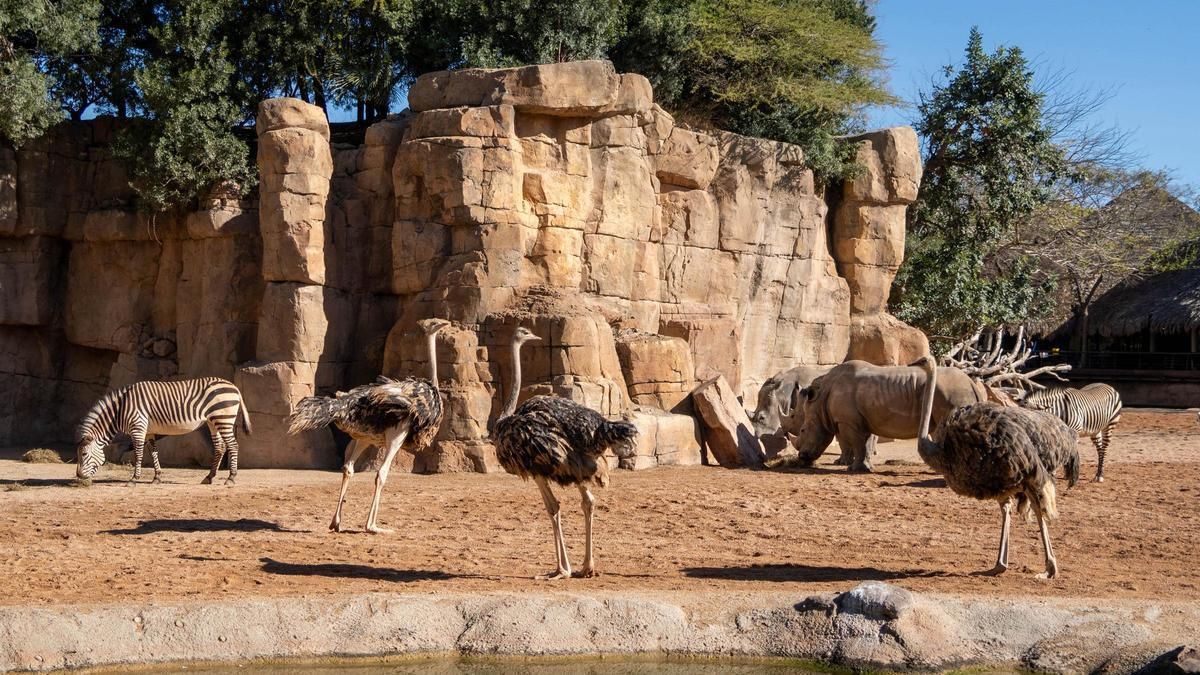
[
  {"left": 573, "top": 483, "right": 598, "bottom": 578},
  {"left": 148, "top": 437, "right": 162, "bottom": 484},
  {"left": 128, "top": 431, "right": 146, "bottom": 486},
  {"left": 220, "top": 429, "right": 239, "bottom": 485},
  {"left": 365, "top": 425, "right": 410, "bottom": 535},
  {"left": 202, "top": 424, "right": 225, "bottom": 485},
  {"left": 331, "top": 440, "right": 368, "bottom": 533},
  {"left": 1092, "top": 429, "right": 1108, "bottom": 483},
  {"left": 534, "top": 476, "right": 571, "bottom": 580}
]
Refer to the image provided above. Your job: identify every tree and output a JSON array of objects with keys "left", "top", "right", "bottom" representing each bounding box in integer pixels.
[
  {"left": 0, "top": 0, "right": 100, "bottom": 145},
  {"left": 611, "top": 0, "right": 892, "bottom": 179},
  {"left": 892, "top": 28, "right": 1069, "bottom": 339}
]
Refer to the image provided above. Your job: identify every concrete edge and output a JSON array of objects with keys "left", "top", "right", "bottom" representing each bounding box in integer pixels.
[{"left": 1, "top": 585, "right": 1194, "bottom": 673}]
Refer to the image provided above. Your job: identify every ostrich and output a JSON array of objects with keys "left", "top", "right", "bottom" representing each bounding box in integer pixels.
[
  {"left": 914, "top": 356, "right": 1080, "bottom": 578},
  {"left": 289, "top": 318, "right": 451, "bottom": 534},
  {"left": 493, "top": 326, "right": 639, "bottom": 580}
]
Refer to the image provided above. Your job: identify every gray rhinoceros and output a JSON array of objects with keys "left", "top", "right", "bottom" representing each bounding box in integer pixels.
[
  {"left": 792, "top": 360, "right": 987, "bottom": 472},
  {"left": 751, "top": 365, "right": 833, "bottom": 438}
]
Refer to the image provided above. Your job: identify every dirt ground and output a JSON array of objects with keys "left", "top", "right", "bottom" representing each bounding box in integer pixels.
[{"left": 1, "top": 409, "right": 1197, "bottom": 607}]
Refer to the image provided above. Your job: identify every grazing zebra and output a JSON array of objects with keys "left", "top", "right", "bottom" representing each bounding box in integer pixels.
[
  {"left": 75, "top": 378, "right": 252, "bottom": 485},
  {"left": 1022, "top": 383, "right": 1122, "bottom": 483}
]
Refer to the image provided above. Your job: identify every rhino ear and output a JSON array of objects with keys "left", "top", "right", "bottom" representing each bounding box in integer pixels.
[
  {"left": 791, "top": 385, "right": 810, "bottom": 413},
  {"left": 779, "top": 383, "right": 797, "bottom": 417}
]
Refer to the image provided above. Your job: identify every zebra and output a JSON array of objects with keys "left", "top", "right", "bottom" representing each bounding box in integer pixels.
[
  {"left": 75, "top": 378, "right": 252, "bottom": 485},
  {"left": 1021, "top": 383, "right": 1122, "bottom": 483}
]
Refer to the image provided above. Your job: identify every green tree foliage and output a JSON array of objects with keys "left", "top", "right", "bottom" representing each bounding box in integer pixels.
[
  {"left": 3, "top": 0, "right": 890, "bottom": 208},
  {"left": 892, "top": 28, "right": 1069, "bottom": 338},
  {"left": 611, "top": 0, "right": 891, "bottom": 178},
  {"left": 0, "top": 0, "right": 100, "bottom": 145},
  {"left": 112, "top": 0, "right": 255, "bottom": 211}
]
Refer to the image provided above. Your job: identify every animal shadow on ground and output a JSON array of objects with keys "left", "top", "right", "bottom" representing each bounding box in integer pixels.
[
  {"left": 104, "top": 518, "right": 307, "bottom": 535},
  {"left": 682, "top": 563, "right": 943, "bottom": 583},
  {"left": 259, "top": 557, "right": 463, "bottom": 583},
  {"left": 880, "top": 477, "right": 947, "bottom": 489}
]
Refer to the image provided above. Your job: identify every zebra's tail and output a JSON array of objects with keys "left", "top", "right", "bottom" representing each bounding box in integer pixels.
[
  {"left": 288, "top": 395, "right": 351, "bottom": 435},
  {"left": 237, "top": 388, "right": 253, "bottom": 436}
]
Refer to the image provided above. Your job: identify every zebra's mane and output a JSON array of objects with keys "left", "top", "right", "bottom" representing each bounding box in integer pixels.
[{"left": 76, "top": 386, "right": 127, "bottom": 442}]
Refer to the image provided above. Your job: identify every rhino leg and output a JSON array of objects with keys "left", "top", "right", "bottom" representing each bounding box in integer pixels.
[{"left": 836, "top": 426, "right": 874, "bottom": 473}]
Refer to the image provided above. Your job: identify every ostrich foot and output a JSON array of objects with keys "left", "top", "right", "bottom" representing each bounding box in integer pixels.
[
  {"left": 572, "top": 567, "right": 599, "bottom": 579},
  {"left": 201, "top": 475, "right": 214, "bottom": 485},
  {"left": 366, "top": 525, "right": 393, "bottom": 535},
  {"left": 535, "top": 570, "right": 571, "bottom": 581},
  {"left": 982, "top": 563, "right": 1008, "bottom": 576},
  {"left": 328, "top": 519, "right": 344, "bottom": 533}
]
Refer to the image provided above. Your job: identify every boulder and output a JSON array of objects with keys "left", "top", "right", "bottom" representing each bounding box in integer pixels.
[
  {"left": 409, "top": 60, "right": 650, "bottom": 117},
  {"left": 837, "top": 581, "right": 915, "bottom": 620},
  {"left": 615, "top": 331, "right": 697, "bottom": 410},
  {"left": 847, "top": 313, "right": 929, "bottom": 367},
  {"left": 690, "top": 375, "right": 764, "bottom": 468},
  {"left": 255, "top": 283, "right": 352, "bottom": 364},
  {"left": 842, "top": 126, "right": 922, "bottom": 205},
  {"left": 64, "top": 241, "right": 161, "bottom": 353},
  {"left": 255, "top": 98, "right": 331, "bottom": 140}
]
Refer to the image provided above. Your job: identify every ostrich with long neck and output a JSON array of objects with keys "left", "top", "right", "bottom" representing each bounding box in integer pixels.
[
  {"left": 493, "top": 326, "right": 639, "bottom": 579},
  {"left": 289, "top": 318, "right": 450, "bottom": 534},
  {"left": 914, "top": 355, "right": 1079, "bottom": 578}
]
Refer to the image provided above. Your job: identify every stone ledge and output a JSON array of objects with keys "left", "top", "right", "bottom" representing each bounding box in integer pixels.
[{"left": 1, "top": 586, "right": 1192, "bottom": 674}]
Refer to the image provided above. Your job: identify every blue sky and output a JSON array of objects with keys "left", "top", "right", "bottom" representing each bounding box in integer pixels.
[{"left": 866, "top": 0, "right": 1200, "bottom": 188}]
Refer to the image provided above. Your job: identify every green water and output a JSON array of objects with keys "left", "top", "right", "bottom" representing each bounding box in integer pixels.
[
  {"left": 132, "top": 655, "right": 1020, "bottom": 674},
  {"left": 137, "top": 655, "right": 847, "bottom": 674}
]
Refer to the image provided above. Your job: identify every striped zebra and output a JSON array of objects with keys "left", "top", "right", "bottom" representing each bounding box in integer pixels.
[
  {"left": 75, "top": 378, "right": 252, "bottom": 485},
  {"left": 1022, "top": 383, "right": 1122, "bottom": 483}
]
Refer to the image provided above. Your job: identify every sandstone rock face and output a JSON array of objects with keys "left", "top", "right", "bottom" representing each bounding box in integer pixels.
[
  {"left": 0, "top": 62, "right": 923, "bottom": 472},
  {"left": 833, "top": 127, "right": 927, "bottom": 365}
]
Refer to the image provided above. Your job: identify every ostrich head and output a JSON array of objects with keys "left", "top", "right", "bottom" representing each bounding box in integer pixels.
[
  {"left": 418, "top": 318, "right": 452, "bottom": 336},
  {"left": 512, "top": 326, "right": 541, "bottom": 345}
]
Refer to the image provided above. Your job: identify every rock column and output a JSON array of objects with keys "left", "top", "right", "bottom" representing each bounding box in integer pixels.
[
  {"left": 833, "top": 128, "right": 929, "bottom": 365},
  {"left": 235, "top": 98, "right": 339, "bottom": 468}
]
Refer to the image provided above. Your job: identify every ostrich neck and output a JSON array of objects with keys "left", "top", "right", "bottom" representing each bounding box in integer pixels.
[
  {"left": 426, "top": 332, "right": 439, "bottom": 387},
  {"left": 916, "top": 362, "right": 941, "bottom": 461},
  {"left": 500, "top": 340, "right": 524, "bottom": 419}
]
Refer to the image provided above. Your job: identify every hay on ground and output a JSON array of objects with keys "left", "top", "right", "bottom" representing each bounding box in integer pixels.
[{"left": 22, "top": 448, "right": 63, "bottom": 464}]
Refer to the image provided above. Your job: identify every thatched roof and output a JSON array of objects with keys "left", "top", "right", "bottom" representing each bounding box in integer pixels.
[{"left": 1086, "top": 268, "right": 1200, "bottom": 337}]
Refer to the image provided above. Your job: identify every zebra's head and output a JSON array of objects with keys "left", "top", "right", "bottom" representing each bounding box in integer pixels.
[{"left": 75, "top": 432, "right": 106, "bottom": 479}]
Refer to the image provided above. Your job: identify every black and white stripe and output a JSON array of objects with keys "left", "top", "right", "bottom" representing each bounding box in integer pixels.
[
  {"left": 75, "top": 377, "right": 252, "bottom": 485},
  {"left": 1022, "top": 383, "right": 1122, "bottom": 482}
]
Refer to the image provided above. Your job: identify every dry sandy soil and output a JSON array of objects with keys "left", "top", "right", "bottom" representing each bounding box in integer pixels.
[{"left": 1, "top": 410, "right": 1197, "bottom": 607}]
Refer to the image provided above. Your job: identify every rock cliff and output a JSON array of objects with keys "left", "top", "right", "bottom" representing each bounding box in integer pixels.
[{"left": 0, "top": 60, "right": 923, "bottom": 471}]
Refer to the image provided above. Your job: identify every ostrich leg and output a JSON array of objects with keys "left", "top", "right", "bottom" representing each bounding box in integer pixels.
[
  {"left": 535, "top": 476, "right": 571, "bottom": 580},
  {"left": 986, "top": 499, "right": 1012, "bottom": 575},
  {"left": 1035, "top": 514, "right": 1059, "bottom": 579},
  {"left": 574, "top": 484, "right": 598, "bottom": 578},
  {"left": 364, "top": 424, "right": 410, "bottom": 535},
  {"left": 330, "top": 439, "right": 368, "bottom": 532}
]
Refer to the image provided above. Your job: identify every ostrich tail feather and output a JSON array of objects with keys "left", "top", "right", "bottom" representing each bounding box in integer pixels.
[
  {"left": 1064, "top": 447, "right": 1080, "bottom": 488},
  {"left": 596, "top": 419, "right": 639, "bottom": 459},
  {"left": 288, "top": 396, "right": 350, "bottom": 434}
]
